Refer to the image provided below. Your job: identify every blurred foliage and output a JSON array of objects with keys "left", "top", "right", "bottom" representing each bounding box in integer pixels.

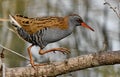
[{"left": 0, "top": 0, "right": 120, "bottom": 77}]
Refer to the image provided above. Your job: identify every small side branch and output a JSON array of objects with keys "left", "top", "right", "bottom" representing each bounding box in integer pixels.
[
  {"left": 0, "top": 44, "right": 30, "bottom": 61},
  {"left": 0, "top": 18, "right": 9, "bottom": 22},
  {"left": 104, "top": 0, "right": 120, "bottom": 19},
  {"left": 3, "top": 50, "right": 120, "bottom": 77}
]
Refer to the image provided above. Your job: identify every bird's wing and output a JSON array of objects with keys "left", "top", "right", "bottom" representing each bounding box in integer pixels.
[{"left": 12, "top": 15, "right": 69, "bottom": 34}]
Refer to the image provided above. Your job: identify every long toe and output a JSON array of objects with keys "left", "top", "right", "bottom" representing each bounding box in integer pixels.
[
  {"left": 40, "top": 48, "right": 70, "bottom": 55},
  {"left": 30, "top": 60, "right": 35, "bottom": 69},
  {"left": 59, "top": 48, "right": 70, "bottom": 54},
  {"left": 34, "top": 63, "right": 48, "bottom": 66},
  {"left": 31, "top": 63, "right": 35, "bottom": 69}
]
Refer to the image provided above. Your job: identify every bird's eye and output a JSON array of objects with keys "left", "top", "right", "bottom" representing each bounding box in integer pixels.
[
  {"left": 76, "top": 19, "right": 80, "bottom": 22},
  {"left": 77, "top": 19, "right": 83, "bottom": 23}
]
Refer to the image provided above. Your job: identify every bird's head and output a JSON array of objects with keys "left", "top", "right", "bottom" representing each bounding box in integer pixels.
[{"left": 68, "top": 14, "right": 94, "bottom": 31}]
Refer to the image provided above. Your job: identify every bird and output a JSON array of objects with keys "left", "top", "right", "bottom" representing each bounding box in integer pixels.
[{"left": 9, "top": 14, "right": 94, "bottom": 68}]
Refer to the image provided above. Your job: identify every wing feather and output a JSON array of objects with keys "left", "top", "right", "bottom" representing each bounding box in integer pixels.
[{"left": 13, "top": 15, "right": 69, "bottom": 34}]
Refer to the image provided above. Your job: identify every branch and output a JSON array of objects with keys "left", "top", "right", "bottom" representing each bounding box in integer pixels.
[
  {"left": 2, "top": 50, "right": 120, "bottom": 77},
  {"left": 0, "top": 18, "right": 9, "bottom": 22}
]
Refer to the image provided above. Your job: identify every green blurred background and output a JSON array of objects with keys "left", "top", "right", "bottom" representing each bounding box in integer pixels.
[{"left": 0, "top": 0, "right": 120, "bottom": 77}]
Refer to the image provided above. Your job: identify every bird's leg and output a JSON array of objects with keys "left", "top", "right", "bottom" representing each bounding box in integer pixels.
[
  {"left": 27, "top": 44, "right": 35, "bottom": 68},
  {"left": 28, "top": 46, "right": 70, "bottom": 68},
  {"left": 27, "top": 45, "right": 48, "bottom": 68},
  {"left": 39, "top": 47, "right": 70, "bottom": 55}
]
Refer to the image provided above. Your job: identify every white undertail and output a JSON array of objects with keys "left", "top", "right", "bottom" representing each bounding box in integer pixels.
[{"left": 9, "top": 15, "right": 21, "bottom": 28}]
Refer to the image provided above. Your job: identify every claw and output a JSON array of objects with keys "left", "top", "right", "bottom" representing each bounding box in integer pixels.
[
  {"left": 30, "top": 62, "right": 48, "bottom": 70},
  {"left": 57, "top": 48, "right": 70, "bottom": 54},
  {"left": 30, "top": 62, "right": 35, "bottom": 69},
  {"left": 34, "top": 63, "right": 48, "bottom": 66}
]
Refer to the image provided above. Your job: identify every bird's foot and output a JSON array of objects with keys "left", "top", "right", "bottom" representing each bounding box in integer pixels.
[
  {"left": 39, "top": 47, "right": 70, "bottom": 55},
  {"left": 29, "top": 61, "right": 48, "bottom": 69},
  {"left": 29, "top": 60, "right": 36, "bottom": 69},
  {"left": 52, "top": 47, "right": 70, "bottom": 54},
  {"left": 34, "top": 63, "right": 48, "bottom": 66},
  {"left": 27, "top": 45, "right": 47, "bottom": 69}
]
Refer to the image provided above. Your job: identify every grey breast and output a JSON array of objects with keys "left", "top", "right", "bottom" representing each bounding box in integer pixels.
[
  {"left": 42, "top": 27, "right": 72, "bottom": 43},
  {"left": 41, "top": 19, "right": 76, "bottom": 46}
]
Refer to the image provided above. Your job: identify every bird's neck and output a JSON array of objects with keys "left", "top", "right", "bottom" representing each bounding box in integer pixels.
[{"left": 68, "top": 18, "right": 76, "bottom": 32}]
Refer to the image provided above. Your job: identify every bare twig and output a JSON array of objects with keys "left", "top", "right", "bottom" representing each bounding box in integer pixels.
[
  {"left": 0, "top": 48, "right": 6, "bottom": 77},
  {"left": 104, "top": 0, "right": 120, "bottom": 19},
  {"left": 1, "top": 63, "right": 5, "bottom": 77},
  {"left": 0, "top": 48, "right": 5, "bottom": 58},
  {"left": 0, "top": 18, "right": 9, "bottom": 22},
  {"left": 0, "top": 44, "right": 30, "bottom": 61},
  {"left": 1, "top": 50, "right": 120, "bottom": 77}
]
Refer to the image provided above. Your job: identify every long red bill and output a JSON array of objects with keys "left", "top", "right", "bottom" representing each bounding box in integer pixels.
[{"left": 81, "top": 22, "right": 94, "bottom": 31}]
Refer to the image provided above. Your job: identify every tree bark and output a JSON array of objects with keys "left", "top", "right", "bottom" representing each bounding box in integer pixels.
[{"left": 1, "top": 50, "right": 120, "bottom": 77}]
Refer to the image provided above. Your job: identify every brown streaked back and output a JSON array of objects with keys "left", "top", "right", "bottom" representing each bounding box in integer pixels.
[{"left": 13, "top": 15, "right": 69, "bottom": 34}]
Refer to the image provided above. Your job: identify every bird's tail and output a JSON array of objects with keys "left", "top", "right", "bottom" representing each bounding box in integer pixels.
[{"left": 9, "top": 14, "right": 21, "bottom": 28}]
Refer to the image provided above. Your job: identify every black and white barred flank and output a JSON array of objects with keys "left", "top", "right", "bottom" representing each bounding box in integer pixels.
[
  {"left": 17, "top": 27, "right": 46, "bottom": 49},
  {"left": 16, "top": 25, "right": 73, "bottom": 49}
]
